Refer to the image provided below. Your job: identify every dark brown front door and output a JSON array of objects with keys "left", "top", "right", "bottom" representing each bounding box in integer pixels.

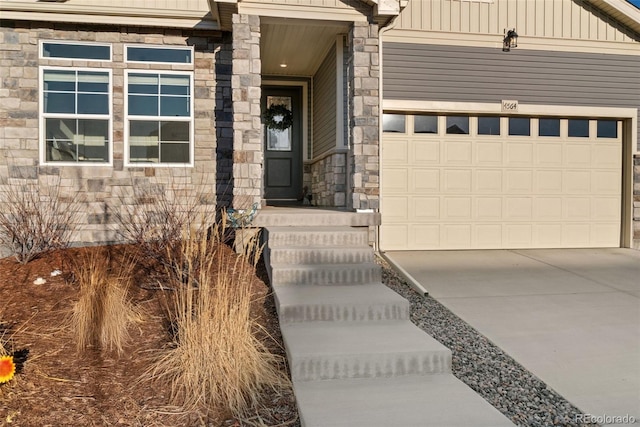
[{"left": 263, "top": 86, "right": 303, "bottom": 203}]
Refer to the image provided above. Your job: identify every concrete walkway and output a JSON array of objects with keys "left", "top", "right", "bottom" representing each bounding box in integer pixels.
[
  {"left": 257, "top": 212, "right": 514, "bottom": 426},
  {"left": 385, "top": 249, "right": 640, "bottom": 425}
]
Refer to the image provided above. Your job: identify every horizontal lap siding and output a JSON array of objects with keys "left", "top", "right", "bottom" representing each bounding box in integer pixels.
[
  {"left": 313, "top": 44, "right": 337, "bottom": 158},
  {"left": 383, "top": 43, "right": 640, "bottom": 146}
]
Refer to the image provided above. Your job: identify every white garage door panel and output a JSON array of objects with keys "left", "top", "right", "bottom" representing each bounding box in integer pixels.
[{"left": 381, "top": 116, "right": 622, "bottom": 250}]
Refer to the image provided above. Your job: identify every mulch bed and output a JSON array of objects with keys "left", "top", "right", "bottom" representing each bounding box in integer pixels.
[{"left": 0, "top": 244, "right": 299, "bottom": 427}]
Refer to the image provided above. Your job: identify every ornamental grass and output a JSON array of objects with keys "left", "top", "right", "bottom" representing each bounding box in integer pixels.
[
  {"left": 143, "top": 220, "right": 290, "bottom": 421},
  {"left": 70, "top": 248, "right": 143, "bottom": 354}
]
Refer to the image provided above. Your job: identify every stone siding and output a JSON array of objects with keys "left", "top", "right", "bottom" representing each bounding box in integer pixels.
[
  {"left": 310, "top": 151, "right": 347, "bottom": 207},
  {"left": 0, "top": 21, "right": 231, "bottom": 248},
  {"left": 231, "top": 14, "right": 262, "bottom": 208},
  {"left": 348, "top": 21, "right": 379, "bottom": 210}
]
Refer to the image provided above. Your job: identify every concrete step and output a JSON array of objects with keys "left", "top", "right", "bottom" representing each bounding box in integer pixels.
[
  {"left": 274, "top": 283, "right": 410, "bottom": 324},
  {"left": 253, "top": 207, "right": 380, "bottom": 228},
  {"left": 270, "top": 263, "right": 381, "bottom": 286},
  {"left": 266, "top": 246, "right": 374, "bottom": 265},
  {"left": 281, "top": 321, "right": 451, "bottom": 382},
  {"left": 264, "top": 226, "right": 368, "bottom": 248},
  {"left": 294, "top": 374, "right": 515, "bottom": 427}
]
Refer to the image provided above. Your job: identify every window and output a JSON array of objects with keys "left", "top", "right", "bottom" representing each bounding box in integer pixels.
[
  {"left": 41, "top": 41, "right": 111, "bottom": 61},
  {"left": 446, "top": 116, "right": 469, "bottom": 134},
  {"left": 126, "top": 46, "right": 193, "bottom": 64},
  {"left": 382, "top": 114, "right": 406, "bottom": 133},
  {"left": 508, "top": 117, "right": 530, "bottom": 136},
  {"left": 478, "top": 117, "right": 500, "bottom": 135},
  {"left": 414, "top": 115, "right": 438, "bottom": 134},
  {"left": 568, "top": 119, "right": 589, "bottom": 137},
  {"left": 597, "top": 120, "right": 617, "bottom": 138},
  {"left": 41, "top": 68, "right": 111, "bottom": 164},
  {"left": 539, "top": 118, "right": 560, "bottom": 137},
  {"left": 126, "top": 71, "right": 193, "bottom": 165}
]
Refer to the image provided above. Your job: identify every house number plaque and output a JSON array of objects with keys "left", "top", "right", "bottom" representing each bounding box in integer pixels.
[{"left": 501, "top": 100, "right": 519, "bottom": 112}]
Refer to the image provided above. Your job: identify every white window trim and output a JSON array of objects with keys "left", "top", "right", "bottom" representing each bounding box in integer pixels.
[
  {"left": 39, "top": 40, "right": 112, "bottom": 62},
  {"left": 39, "top": 66, "right": 113, "bottom": 167},
  {"left": 124, "top": 44, "right": 194, "bottom": 66},
  {"left": 124, "top": 69, "right": 195, "bottom": 168}
]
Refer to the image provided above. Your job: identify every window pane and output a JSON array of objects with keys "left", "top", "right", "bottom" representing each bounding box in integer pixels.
[
  {"left": 44, "top": 92, "right": 75, "bottom": 114},
  {"left": 76, "top": 119, "right": 109, "bottom": 161},
  {"left": 43, "top": 70, "right": 75, "bottom": 91},
  {"left": 46, "top": 118, "right": 76, "bottom": 141},
  {"left": 509, "top": 117, "right": 530, "bottom": 136},
  {"left": 130, "top": 121, "right": 159, "bottom": 162},
  {"left": 77, "top": 71, "right": 109, "bottom": 93},
  {"left": 43, "top": 42, "right": 110, "bottom": 60},
  {"left": 130, "top": 145, "right": 159, "bottom": 163},
  {"left": 160, "top": 96, "right": 189, "bottom": 116},
  {"left": 127, "top": 46, "right": 192, "bottom": 64},
  {"left": 130, "top": 120, "right": 160, "bottom": 139},
  {"left": 160, "top": 121, "right": 189, "bottom": 141},
  {"left": 446, "top": 116, "right": 469, "bottom": 134},
  {"left": 539, "top": 118, "right": 560, "bottom": 137},
  {"left": 382, "top": 114, "right": 405, "bottom": 133},
  {"left": 45, "top": 118, "right": 108, "bottom": 162},
  {"left": 161, "top": 75, "right": 190, "bottom": 95},
  {"left": 568, "top": 119, "right": 589, "bottom": 137},
  {"left": 78, "top": 93, "right": 109, "bottom": 114},
  {"left": 478, "top": 117, "right": 500, "bottom": 135},
  {"left": 129, "top": 74, "right": 159, "bottom": 94},
  {"left": 414, "top": 115, "right": 437, "bottom": 134},
  {"left": 129, "top": 95, "right": 158, "bottom": 116},
  {"left": 597, "top": 120, "right": 617, "bottom": 138},
  {"left": 160, "top": 143, "right": 190, "bottom": 163}
]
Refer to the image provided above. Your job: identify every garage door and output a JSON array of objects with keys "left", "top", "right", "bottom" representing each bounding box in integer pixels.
[{"left": 381, "top": 114, "right": 622, "bottom": 250}]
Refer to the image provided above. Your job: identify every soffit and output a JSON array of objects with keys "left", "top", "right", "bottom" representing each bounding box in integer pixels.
[
  {"left": 590, "top": 0, "right": 640, "bottom": 35},
  {"left": 261, "top": 18, "right": 349, "bottom": 76}
]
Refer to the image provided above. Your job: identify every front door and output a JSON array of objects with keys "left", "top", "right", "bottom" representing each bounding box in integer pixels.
[{"left": 263, "top": 86, "right": 303, "bottom": 203}]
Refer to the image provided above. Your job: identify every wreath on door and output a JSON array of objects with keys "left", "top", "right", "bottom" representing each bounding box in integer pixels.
[{"left": 263, "top": 104, "right": 293, "bottom": 131}]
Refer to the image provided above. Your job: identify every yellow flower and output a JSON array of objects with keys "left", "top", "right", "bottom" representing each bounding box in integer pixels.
[{"left": 0, "top": 355, "right": 16, "bottom": 383}]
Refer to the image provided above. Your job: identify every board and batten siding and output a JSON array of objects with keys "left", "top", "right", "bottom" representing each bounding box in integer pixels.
[
  {"left": 313, "top": 44, "right": 337, "bottom": 158},
  {"left": 33, "top": 0, "right": 208, "bottom": 12},
  {"left": 382, "top": 42, "right": 640, "bottom": 147},
  {"left": 396, "top": 0, "right": 639, "bottom": 43}
]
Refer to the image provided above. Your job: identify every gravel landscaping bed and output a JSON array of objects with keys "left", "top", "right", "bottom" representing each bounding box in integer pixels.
[{"left": 379, "top": 259, "right": 599, "bottom": 427}]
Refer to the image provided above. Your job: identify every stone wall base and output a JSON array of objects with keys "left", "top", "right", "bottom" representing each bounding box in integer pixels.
[{"left": 309, "top": 151, "right": 347, "bottom": 207}]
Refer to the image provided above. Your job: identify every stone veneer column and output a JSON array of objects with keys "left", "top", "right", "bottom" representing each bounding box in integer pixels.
[
  {"left": 348, "top": 21, "right": 379, "bottom": 211},
  {"left": 231, "top": 14, "right": 262, "bottom": 208}
]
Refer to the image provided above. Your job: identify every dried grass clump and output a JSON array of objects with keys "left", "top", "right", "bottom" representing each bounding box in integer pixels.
[
  {"left": 145, "top": 222, "right": 290, "bottom": 420},
  {"left": 71, "top": 248, "right": 143, "bottom": 354}
]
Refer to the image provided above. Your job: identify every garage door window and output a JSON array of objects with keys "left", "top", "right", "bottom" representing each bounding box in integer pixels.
[
  {"left": 478, "top": 117, "right": 500, "bottom": 135},
  {"left": 446, "top": 116, "right": 469, "bottom": 134},
  {"left": 383, "top": 114, "right": 406, "bottom": 133},
  {"left": 568, "top": 119, "right": 589, "bottom": 137},
  {"left": 508, "top": 117, "right": 530, "bottom": 136},
  {"left": 597, "top": 120, "right": 617, "bottom": 138},
  {"left": 539, "top": 118, "right": 560, "bottom": 137},
  {"left": 414, "top": 115, "right": 438, "bottom": 134}
]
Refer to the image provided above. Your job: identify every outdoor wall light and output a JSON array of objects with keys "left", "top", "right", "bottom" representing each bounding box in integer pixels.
[{"left": 502, "top": 29, "right": 518, "bottom": 52}]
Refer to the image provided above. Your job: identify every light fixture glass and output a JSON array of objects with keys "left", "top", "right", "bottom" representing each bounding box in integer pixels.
[{"left": 502, "top": 29, "right": 518, "bottom": 52}]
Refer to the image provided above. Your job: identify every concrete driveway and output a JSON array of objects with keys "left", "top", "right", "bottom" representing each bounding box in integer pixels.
[{"left": 385, "top": 248, "right": 640, "bottom": 425}]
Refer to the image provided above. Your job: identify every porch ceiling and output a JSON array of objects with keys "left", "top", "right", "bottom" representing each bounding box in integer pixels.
[{"left": 261, "top": 18, "right": 349, "bottom": 77}]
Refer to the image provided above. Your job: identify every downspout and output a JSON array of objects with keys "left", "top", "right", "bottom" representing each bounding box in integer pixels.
[{"left": 376, "top": 12, "right": 429, "bottom": 297}]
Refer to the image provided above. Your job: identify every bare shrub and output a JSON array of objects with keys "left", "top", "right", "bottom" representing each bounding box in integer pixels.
[
  {"left": 0, "top": 176, "right": 79, "bottom": 264},
  {"left": 71, "top": 248, "right": 143, "bottom": 354},
  {"left": 112, "top": 174, "right": 218, "bottom": 266},
  {"left": 144, "top": 221, "right": 290, "bottom": 420}
]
